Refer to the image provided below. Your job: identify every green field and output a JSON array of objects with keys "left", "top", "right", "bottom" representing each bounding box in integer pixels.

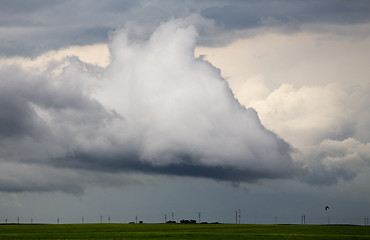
[{"left": 0, "top": 223, "right": 369, "bottom": 240}]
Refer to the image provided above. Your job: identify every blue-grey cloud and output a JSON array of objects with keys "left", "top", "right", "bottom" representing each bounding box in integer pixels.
[
  {"left": 2, "top": 0, "right": 370, "bottom": 57},
  {"left": 201, "top": 0, "right": 370, "bottom": 29}
]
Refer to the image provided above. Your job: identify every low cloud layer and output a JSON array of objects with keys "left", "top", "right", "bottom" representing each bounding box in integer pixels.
[{"left": 0, "top": 19, "right": 304, "bottom": 194}]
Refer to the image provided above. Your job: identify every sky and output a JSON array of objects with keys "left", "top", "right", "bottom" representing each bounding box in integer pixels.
[{"left": 0, "top": 0, "right": 370, "bottom": 225}]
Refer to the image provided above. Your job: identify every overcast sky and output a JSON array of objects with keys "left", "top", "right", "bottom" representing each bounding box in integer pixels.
[{"left": 1, "top": 0, "right": 370, "bottom": 225}]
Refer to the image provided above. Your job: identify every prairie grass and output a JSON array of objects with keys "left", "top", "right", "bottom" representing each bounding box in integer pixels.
[{"left": 0, "top": 223, "right": 369, "bottom": 239}]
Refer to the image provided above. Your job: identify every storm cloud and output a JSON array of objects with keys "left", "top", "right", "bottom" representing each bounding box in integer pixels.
[
  {"left": 2, "top": 0, "right": 370, "bottom": 57},
  {"left": 0, "top": 18, "right": 304, "bottom": 194}
]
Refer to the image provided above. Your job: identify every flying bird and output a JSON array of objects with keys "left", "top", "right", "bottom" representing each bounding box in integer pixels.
[{"left": 325, "top": 206, "right": 330, "bottom": 210}]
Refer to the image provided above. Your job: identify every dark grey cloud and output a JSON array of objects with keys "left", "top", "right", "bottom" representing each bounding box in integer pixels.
[
  {"left": 2, "top": 0, "right": 370, "bottom": 57},
  {"left": 301, "top": 137, "right": 370, "bottom": 186},
  {"left": 46, "top": 129, "right": 301, "bottom": 184},
  {"left": 0, "top": 65, "right": 45, "bottom": 138},
  {"left": 304, "top": 165, "right": 357, "bottom": 186},
  {"left": 0, "top": 163, "right": 85, "bottom": 194},
  {"left": 201, "top": 0, "right": 370, "bottom": 29},
  {"left": 0, "top": 0, "right": 60, "bottom": 14},
  {"left": 0, "top": 93, "right": 38, "bottom": 138},
  {"left": 0, "top": 0, "right": 137, "bottom": 56},
  {"left": 0, "top": 161, "right": 140, "bottom": 195},
  {"left": 0, "top": 61, "right": 117, "bottom": 139}
]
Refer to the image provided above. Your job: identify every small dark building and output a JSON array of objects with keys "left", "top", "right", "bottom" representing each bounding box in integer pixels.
[{"left": 180, "top": 219, "right": 196, "bottom": 224}]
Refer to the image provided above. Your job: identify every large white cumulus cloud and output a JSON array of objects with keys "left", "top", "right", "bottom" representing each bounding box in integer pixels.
[
  {"left": 196, "top": 29, "right": 370, "bottom": 185},
  {"left": 0, "top": 19, "right": 304, "bottom": 194}
]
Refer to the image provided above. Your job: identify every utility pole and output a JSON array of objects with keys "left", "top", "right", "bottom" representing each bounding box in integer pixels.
[
  {"left": 165, "top": 214, "right": 167, "bottom": 223},
  {"left": 198, "top": 212, "right": 201, "bottom": 224},
  {"left": 274, "top": 216, "right": 277, "bottom": 224},
  {"left": 301, "top": 215, "right": 306, "bottom": 225},
  {"left": 239, "top": 209, "right": 241, "bottom": 224},
  {"left": 171, "top": 212, "right": 174, "bottom": 222},
  {"left": 100, "top": 215, "right": 103, "bottom": 224},
  {"left": 57, "top": 218, "right": 59, "bottom": 224},
  {"left": 108, "top": 216, "right": 111, "bottom": 223},
  {"left": 82, "top": 217, "right": 84, "bottom": 224},
  {"left": 17, "top": 217, "right": 19, "bottom": 224},
  {"left": 135, "top": 216, "right": 138, "bottom": 224},
  {"left": 235, "top": 211, "right": 238, "bottom": 224}
]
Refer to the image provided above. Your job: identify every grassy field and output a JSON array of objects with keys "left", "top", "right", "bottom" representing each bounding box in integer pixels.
[{"left": 0, "top": 223, "right": 369, "bottom": 240}]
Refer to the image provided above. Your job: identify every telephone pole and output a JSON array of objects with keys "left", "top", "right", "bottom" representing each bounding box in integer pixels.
[
  {"left": 239, "top": 209, "right": 241, "bottom": 224},
  {"left": 301, "top": 215, "right": 306, "bottom": 225}
]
